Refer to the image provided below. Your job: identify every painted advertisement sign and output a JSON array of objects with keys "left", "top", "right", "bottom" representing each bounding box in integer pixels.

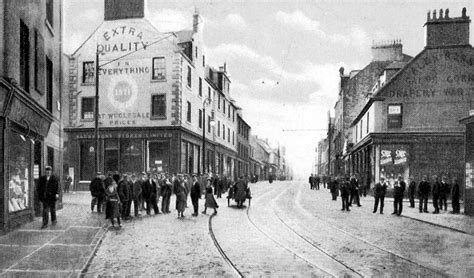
[{"left": 379, "top": 145, "right": 409, "bottom": 188}]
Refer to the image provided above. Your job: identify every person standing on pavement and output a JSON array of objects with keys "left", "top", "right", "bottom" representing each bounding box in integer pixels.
[
  {"left": 373, "top": 177, "right": 387, "bottom": 214},
  {"left": 349, "top": 174, "right": 361, "bottom": 207},
  {"left": 117, "top": 174, "right": 132, "bottom": 219},
  {"left": 38, "top": 166, "right": 60, "bottom": 228},
  {"left": 418, "top": 175, "right": 430, "bottom": 213},
  {"left": 191, "top": 175, "right": 201, "bottom": 217},
  {"left": 432, "top": 176, "right": 441, "bottom": 214},
  {"left": 340, "top": 176, "right": 351, "bottom": 211},
  {"left": 203, "top": 179, "right": 219, "bottom": 215},
  {"left": 451, "top": 177, "right": 461, "bottom": 214},
  {"left": 64, "top": 173, "right": 72, "bottom": 193},
  {"left": 439, "top": 176, "right": 449, "bottom": 211},
  {"left": 392, "top": 175, "right": 406, "bottom": 216},
  {"left": 161, "top": 177, "right": 172, "bottom": 213},
  {"left": 330, "top": 177, "right": 338, "bottom": 201},
  {"left": 174, "top": 174, "right": 187, "bottom": 218},
  {"left": 408, "top": 176, "right": 416, "bottom": 208},
  {"left": 104, "top": 177, "right": 121, "bottom": 229},
  {"left": 144, "top": 173, "right": 159, "bottom": 215},
  {"left": 130, "top": 173, "right": 142, "bottom": 217},
  {"left": 89, "top": 172, "right": 105, "bottom": 213}
]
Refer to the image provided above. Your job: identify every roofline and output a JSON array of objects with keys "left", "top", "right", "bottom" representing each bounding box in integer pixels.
[
  {"left": 350, "top": 96, "right": 385, "bottom": 127},
  {"left": 71, "top": 22, "right": 104, "bottom": 56}
]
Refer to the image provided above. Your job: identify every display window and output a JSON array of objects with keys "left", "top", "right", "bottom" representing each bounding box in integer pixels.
[
  {"left": 120, "top": 139, "right": 142, "bottom": 174},
  {"left": 379, "top": 144, "right": 409, "bottom": 187},
  {"left": 8, "top": 131, "right": 31, "bottom": 212}
]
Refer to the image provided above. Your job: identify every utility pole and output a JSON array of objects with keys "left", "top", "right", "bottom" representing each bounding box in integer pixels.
[{"left": 94, "top": 49, "right": 100, "bottom": 173}]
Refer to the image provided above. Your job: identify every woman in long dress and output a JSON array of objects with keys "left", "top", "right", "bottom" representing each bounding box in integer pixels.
[
  {"left": 175, "top": 176, "right": 187, "bottom": 218},
  {"left": 203, "top": 179, "right": 219, "bottom": 215}
]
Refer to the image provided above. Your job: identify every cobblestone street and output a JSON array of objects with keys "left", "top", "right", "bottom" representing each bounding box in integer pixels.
[{"left": 81, "top": 180, "right": 473, "bottom": 277}]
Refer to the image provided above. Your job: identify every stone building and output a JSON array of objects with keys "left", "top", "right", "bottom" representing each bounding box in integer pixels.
[
  {"left": 349, "top": 8, "right": 473, "bottom": 191},
  {"left": 0, "top": 0, "right": 64, "bottom": 231},
  {"left": 236, "top": 113, "right": 251, "bottom": 177},
  {"left": 63, "top": 0, "right": 240, "bottom": 188}
]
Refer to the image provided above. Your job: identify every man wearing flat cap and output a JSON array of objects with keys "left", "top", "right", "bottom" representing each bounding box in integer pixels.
[
  {"left": 38, "top": 166, "right": 60, "bottom": 228},
  {"left": 89, "top": 172, "right": 105, "bottom": 213}
]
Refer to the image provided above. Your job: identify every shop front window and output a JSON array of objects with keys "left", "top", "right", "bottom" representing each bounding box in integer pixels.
[
  {"left": 80, "top": 141, "right": 95, "bottom": 181},
  {"left": 148, "top": 140, "right": 170, "bottom": 173},
  {"left": 121, "top": 139, "right": 142, "bottom": 174},
  {"left": 9, "top": 132, "right": 31, "bottom": 212},
  {"left": 104, "top": 139, "right": 119, "bottom": 174}
]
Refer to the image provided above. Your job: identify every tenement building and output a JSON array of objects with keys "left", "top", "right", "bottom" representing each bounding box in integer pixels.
[
  {"left": 349, "top": 8, "right": 473, "bottom": 189},
  {"left": 0, "top": 0, "right": 64, "bottom": 231},
  {"left": 64, "top": 0, "right": 240, "bottom": 188}
]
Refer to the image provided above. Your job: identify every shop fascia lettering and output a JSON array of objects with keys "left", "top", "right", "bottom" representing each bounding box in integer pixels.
[
  {"left": 97, "top": 26, "right": 149, "bottom": 54},
  {"left": 98, "top": 112, "right": 150, "bottom": 119}
]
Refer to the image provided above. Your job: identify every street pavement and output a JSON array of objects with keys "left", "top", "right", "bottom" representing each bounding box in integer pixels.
[{"left": 0, "top": 181, "right": 473, "bottom": 277}]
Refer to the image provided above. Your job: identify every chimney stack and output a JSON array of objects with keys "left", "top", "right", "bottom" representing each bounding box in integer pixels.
[
  {"left": 424, "top": 7, "right": 471, "bottom": 48},
  {"left": 193, "top": 9, "right": 200, "bottom": 33},
  {"left": 104, "top": 0, "right": 145, "bottom": 21},
  {"left": 371, "top": 40, "right": 403, "bottom": 61}
]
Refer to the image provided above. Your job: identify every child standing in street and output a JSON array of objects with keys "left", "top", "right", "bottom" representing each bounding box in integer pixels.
[
  {"left": 202, "top": 179, "right": 219, "bottom": 215},
  {"left": 105, "top": 177, "right": 121, "bottom": 229}
]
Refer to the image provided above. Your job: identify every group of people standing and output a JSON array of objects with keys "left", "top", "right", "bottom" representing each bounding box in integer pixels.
[
  {"left": 323, "top": 174, "right": 461, "bottom": 216},
  {"left": 89, "top": 172, "right": 241, "bottom": 228}
]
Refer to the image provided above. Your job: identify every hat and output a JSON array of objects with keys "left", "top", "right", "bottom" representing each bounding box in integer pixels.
[
  {"left": 96, "top": 172, "right": 102, "bottom": 175},
  {"left": 45, "top": 166, "right": 52, "bottom": 171}
]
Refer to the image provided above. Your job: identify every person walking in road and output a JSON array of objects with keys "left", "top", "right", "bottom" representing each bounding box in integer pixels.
[
  {"left": 104, "top": 177, "right": 121, "bottom": 229},
  {"left": 38, "top": 166, "right": 60, "bottom": 228},
  {"left": 234, "top": 176, "right": 248, "bottom": 208},
  {"left": 89, "top": 172, "right": 105, "bottom": 213},
  {"left": 64, "top": 173, "right": 72, "bottom": 193},
  {"left": 349, "top": 174, "right": 361, "bottom": 207},
  {"left": 340, "top": 177, "right": 351, "bottom": 211},
  {"left": 174, "top": 174, "right": 187, "bottom": 218},
  {"left": 203, "top": 179, "right": 219, "bottom": 215},
  {"left": 432, "top": 176, "right": 441, "bottom": 214},
  {"left": 373, "top": 177, "right": 387, "bottom": 214},
  {"left": 439, "top": 176, "right": 449, "bottom": 211},
  {"left": 408, "top": 176, "right": 416, "bottom": 208},
  {"left": 418, "top": 175, "right": 430, "bottom": 213},
  {"left": 392, "top": 175, "right": 406, "bottom": 216},
  {"left": 451, "top": 177, "right": 461, "bottom": 214},
  {"left": 191, "top": 175, "right": 201, "bottom": 216}
]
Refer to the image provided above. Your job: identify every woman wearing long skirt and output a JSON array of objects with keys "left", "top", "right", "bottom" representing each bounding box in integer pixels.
[
  {"left": 105, "top": 177, "right": 121, "bottom": 229},
  {"left": 175, "top": 176, "right": 187, "bottom": 218},
  {"left": 203, "top": 179, "right": 219, "bottom": 215}
]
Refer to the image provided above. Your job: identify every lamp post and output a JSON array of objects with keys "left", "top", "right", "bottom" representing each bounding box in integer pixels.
[
  {"left": 202, "top": 96, "right": 213, "bottom": 175},
  {"left": 94, "top": 48, "right": 100, "bottom": 173}
]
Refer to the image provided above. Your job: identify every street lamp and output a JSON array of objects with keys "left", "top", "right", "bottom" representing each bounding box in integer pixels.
[
  {"left": 202, "top": 96, "right": 214, "bottom": 175},
  {"left": 94, "top": 47, "right": 105, "bottom": 173}
]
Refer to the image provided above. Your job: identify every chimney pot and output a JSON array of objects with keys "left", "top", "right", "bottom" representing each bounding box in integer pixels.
[
  {"left": 445, "top": 8, "right": 450, "bottom": 18},
  {"left": 433, "top": 10, "right": 437, "bottom": 20},
  {"left": 439, "top": 9, "right": 444, "bottom": 19}
]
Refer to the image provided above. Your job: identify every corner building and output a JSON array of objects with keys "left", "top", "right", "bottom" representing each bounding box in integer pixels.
[
  {"left": 64, "top": 0, "right": 239, "bottom": 188},
  {"left": 349, "top": 8, "right": 473, "bottom": 190},
  {"left": 0, "top": 0, "right": 64, "bottom": 232}
]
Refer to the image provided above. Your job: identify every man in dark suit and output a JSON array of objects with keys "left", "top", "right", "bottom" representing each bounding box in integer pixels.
[
  {"left": 373, "top": 177, "right": 387, "bottom": 214},
  {"left": 418, "top": 175, "right": 430, "bottom": 213},
  {"left": 37, "top": 166, "right": 60, "bottom": 228},
  {"left": 392, "top": 175, "right": 406, "bottom": 216},
  {"left": 191, "top": 175, "right": 201, "bottom": 216}
]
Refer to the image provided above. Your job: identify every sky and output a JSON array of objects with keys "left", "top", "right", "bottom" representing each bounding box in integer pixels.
[{"left": 63, "top": 0, "right": 473, "bottom": 179}]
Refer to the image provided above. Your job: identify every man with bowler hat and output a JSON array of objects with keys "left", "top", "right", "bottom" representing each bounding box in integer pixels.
[{"left": 38, "top": 166, "right": 60, "bottom": 228}]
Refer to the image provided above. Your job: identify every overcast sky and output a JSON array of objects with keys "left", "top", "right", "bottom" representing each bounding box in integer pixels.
[{"left": 64, "top": 0, "right": 473, "bottom": 178}]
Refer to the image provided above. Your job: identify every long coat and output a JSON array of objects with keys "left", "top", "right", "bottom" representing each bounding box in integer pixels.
[
  {"left": 38, "top": 175, "right": 60, "bottom": 203},
  {"left": 205, "top": 186, "right": 219, "bottom": 208},
  {"left": 117, "top": 180, "right": 131, "bottom": 202},
  {"left": 105, "top": 185, "right": 120, "bottom": 219},
  {"left": 234, "top": 179, "right": 247, "bottom": 202},
  {"left": 374, "top": 182, "right": 387, "bottom": 197},
  {"left": 175, "top": 180, "right": 187, "bottom": 212},
  {"left": 89, "top": 178, "right": 105, "bottom": 198}
]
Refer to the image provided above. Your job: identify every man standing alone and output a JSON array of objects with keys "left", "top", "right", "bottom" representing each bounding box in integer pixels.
[
  {"left": 191, "top": 175, "right": 201, "bottom": 217},
  {"left": 373, "top": 177, "right": 387, "bottom": 214},
  {"left": 38, "top": 166, "right": 60, "bottom": 228},
  {"left": 392, "top": 175, "right": 406, "bottom": 216}
]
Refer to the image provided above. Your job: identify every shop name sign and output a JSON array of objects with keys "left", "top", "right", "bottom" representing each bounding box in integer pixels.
[
  {"left": 75, "top": 131, "right": 173, "bottom": 139},
  {"left": 97, "top": 26, "right": 149, "bottom": 54}
]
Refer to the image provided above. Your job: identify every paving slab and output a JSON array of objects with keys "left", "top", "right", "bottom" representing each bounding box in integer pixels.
[
  {"left": 51, "top": 227, "right": 101, "bottom": 245},
  {"left": 0, "top": 230, "right": 61, "bottom": 246},
  {"left": 13, "top": 245, "right": 92, "bottom": 271},
  {"left": 0, "top": 246, "right": 37, "bottom": 270}
]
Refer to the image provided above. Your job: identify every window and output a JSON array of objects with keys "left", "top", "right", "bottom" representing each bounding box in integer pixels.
[
  {"left": 47, "top": 146, "right": 55, "bottom": 170},
  {"left": 20, "top": 20, "right": 30, "bottom": 93},
  {"left": 187, "top": 66, "right": 191, "bottom": 88},
  {"left": 46, "top": 57, "right": 53, "bottom": 112},
  {"left": 223, "top": 124, "right": 226, "bottom": 140},
  {"left": 387, "top": 104, "right": 402, "bottom": 128},
  {"left": 199, "top": 109, "right": 203, "bottom": 128},
  {"left": 232, "top": 131, "right": 235, "bottom": 145},
  {"left": 218, "top": 94, "right": 221, "bottom": 109},
  {"left": 81, "top": 97, "right": 95, "bottom": 120},
  {"left": 34, "top": 29, "right": 45, "bottom": 92},
  {"left": 195, "top": 46, "right": 198, "bottom": 59},
  {"left": 82, "top": 61, "right": 95, "bottom": 84},
  {"left": 228, "top": 128, "right": 230, "bottom": 142},
  {"left": 208, "top": 116, "right": 211, "bottom": 133},
  {"left": 199, "top": 77, "right": 202, "bottom": 96},
  {"left": 217, "top": 121, "right": 220, "bottom": 136},
  {"left": 360, "top": 119, "right": 363, "bottom": 138},
  {"left": 208, "top": 87, "right": 211, "bottom": 100},
  {"left": 228, "top": 104, "right": 231, "bottom": 118},
  {"left": 151, "top": 94, "right": 166, "bottom": 118},
  {"left": 367, "top": 112, "right": 370, "bottom": 133},
  {"left": 223, "top": 100, "right": 226, "bottom": 114},
  {"left": 232, "top": 110, "right": 235, "bottom": 122},
  {"left": 187, "top": 101, "right": 191, "bottom": 122},
  {"left": 152, "top": 57, "right": 166, "bottom": 81},
  {"left": 8, "top": 131, "right": 31, "bottom": 212},
  {"left": 203, "top": 55, "right": 205, "bottom": 67},
  {"left": 46, "top": 0, "right": 54, "bottom": 28}
]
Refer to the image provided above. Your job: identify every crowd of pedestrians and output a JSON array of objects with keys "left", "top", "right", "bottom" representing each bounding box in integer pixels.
[
  {"left": 89, "top": 171, "right": 244, "bottom": 229},
  {"left": 314, "top": 173, "right": 461, "bottom": 216}
]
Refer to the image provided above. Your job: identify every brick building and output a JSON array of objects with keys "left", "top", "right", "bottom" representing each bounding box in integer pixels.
[
  {"left": 64, "top": 0, "right": 240, "bottom": 188},
  {"left": 0, "top": 0, "right": 64, "bottom": 231},
  {"left": 349, "top": 8, "right": 473, "bottom": 190}
]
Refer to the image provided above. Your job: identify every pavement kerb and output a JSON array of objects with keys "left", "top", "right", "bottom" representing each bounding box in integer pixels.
[{"left": 79, "top": 223, "right": 108, "bottom": 278}]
